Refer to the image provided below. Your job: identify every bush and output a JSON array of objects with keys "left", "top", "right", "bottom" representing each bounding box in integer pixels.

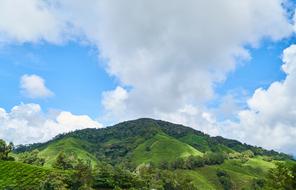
[
  {"left": 216, "top": 170, "right": 234, "bottom": 190},
  {"left": 18, "top": 150, "right": 45, "bottom": 166},
  {"left": 204, "top": 152, "right": 225, "bottom": 165},
  {"left": 242, "top": 150, "right": 254, "bottom": 158},
  {"left": 53, "top": 151, "right": 77, "bottom": 170},
  {"left": 185, "top": 156, "right": 205, "bottom": 169},
  {"left": 40, "top": 173, "right": 69, "bottom": 190},
  {"left": 171, "top": 158, "right": 186, "bottom": 169},
  {"left": 169, "top": 153, "right": 225, "bottom": 170},
  {"left": 251, "top": 178, "right": 265, "bottom": 190}
]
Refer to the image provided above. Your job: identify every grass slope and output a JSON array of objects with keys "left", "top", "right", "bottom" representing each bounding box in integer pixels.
[
  {"left": 131, "top": 133, "right": 203, "bottom": 165},
  {"left": 179, "top": 134, "right": 236, "bottom": 153},
  {"left": 39, "top": 137, "right": 97, "bottom": 167},
  {"left": 0, "top": 161, "right": 52, "bottom": 189},
  {"left": 172, "top": 157, "right": 276, "bottom": 190}
]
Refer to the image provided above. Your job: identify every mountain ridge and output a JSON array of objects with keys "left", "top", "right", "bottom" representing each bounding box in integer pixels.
[
  {"left": 5, "top": 118, "right": 296, "bottom": 189},
  {"left": 15, "top": 118, "right": 293, "bottom": 161}
]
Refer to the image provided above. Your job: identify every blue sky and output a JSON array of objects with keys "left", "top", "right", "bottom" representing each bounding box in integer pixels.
[
  {"left": 0, "top": 39, "right": 290, "bottom": 118},
  {"left": 0, "top": 42, "right": 116, "bottom": 118},
  {"left": 1, "top": 0, "right": 296, "bottom": 155}
]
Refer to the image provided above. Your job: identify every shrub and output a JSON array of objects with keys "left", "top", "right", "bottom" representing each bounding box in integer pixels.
[
  {"left": 216, "top": 170, "right": 234, "bottom": 190},
  {"left": 18, "top": 150, "right": 45, "bottom": 166}
]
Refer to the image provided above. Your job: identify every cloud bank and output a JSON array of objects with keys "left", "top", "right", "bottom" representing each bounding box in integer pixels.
[
  {"left": 224, "top": 44, "right": 296, "bottom": 155},
  {"left": 0, "top": 103, "right": 102, "bottom": 145}
]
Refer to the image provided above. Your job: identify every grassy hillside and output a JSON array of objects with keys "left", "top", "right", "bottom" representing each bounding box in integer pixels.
[
  {"left": 0, "top": 161, "right": 53, "bottom": 189},
  {"left": 176, "top": 157, "right": 277, "bottom": 190},
  {"left": 131, "top": 133, "right": 203, "bottom": 165},
  {"left": 10, "top": 118, "right": 295, "bottom": 190},
  {"left": 38, "top": 137, "right": 97, "bottom": 167}
]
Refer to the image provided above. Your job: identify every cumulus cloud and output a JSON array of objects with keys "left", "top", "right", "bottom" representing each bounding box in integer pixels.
[
  {"left": 0, "top": 103, "right": 103, "bottom": 144},
  {"left": 221, "top": 44, "right": 296, "bottom": 155},
  {"left": 102, "top": 86, "right": 128, "bottom": 113},
  {"left": 0, "top": 0, "right": 70, "bottom": 43},
  {"left": 0, "top": 0, "right": 293, "bottom": 116},
  {"left": 94, "top": 0, "right": 292, "bottom": 120},
  {"left": 20, "top": 74, "right": 54, "bottom": 98}
]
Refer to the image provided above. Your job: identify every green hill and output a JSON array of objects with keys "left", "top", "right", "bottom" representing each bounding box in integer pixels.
[
  {"left": 9, "top": 118, "right": 295, "bottom": 190},
  {"left": 38, "top": 137, "right": 97, "bottom": 167},
  {"left": 131, "top": 133, "right": 203, "bottom": 165},
  {"left": 0, "top": 161, "right": 54, "bottom": 189}
]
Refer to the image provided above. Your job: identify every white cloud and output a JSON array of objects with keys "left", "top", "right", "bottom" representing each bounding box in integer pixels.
[
  {"left": 0, "top": 0, "right": 70, "bottom": 44},
  {"left": 102, "top": 86, "right": 128, "bottom": 113},
  {"left": 220, "top": 44, "right": 296, "bottom": 155},
  {"left": 20, "top": 74, "right": 54, "bottom": 99},
  {"left": 57, "top": 111, "right": 102, "bottom": 131},
  {"left": 0, "top": 0, "right": 292, "bottom": 116},
  {"left": 0, "top": 103, "right": 103, "bottom": 144},
  {"left": 94, "top": 0, "right": 292, "bottom": 120}
]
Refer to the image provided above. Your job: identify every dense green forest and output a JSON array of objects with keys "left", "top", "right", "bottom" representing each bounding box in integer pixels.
[{"left": 1, "top": 118, "right": 295, "bottom": 189}]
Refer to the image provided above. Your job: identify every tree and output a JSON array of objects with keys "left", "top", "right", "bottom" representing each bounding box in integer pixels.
[
  {"left": 70, "top": 159, "right": 93, "bottom": 190},
  {"left": 0, "top": 139, "right": 14, "bottom": 161},
  {"left": 159, "top": 160, "right": 170, "bottom": 170},
  {"left": 185, "top": 156, "right": 205, "bottom": 169},
  {"left": 291, "top": 164, "right": 296, "bottom": 189},
  {"left": 53, "top": 151, "right": 77, "bottom": 170},
  {"left": 242, "top": 150, "right": 254, "bottom": 158},
  {"left": 40, "top": 173, "right": 69, "bottom": 190},
  {"left": 18, "top": 149, "right": 45, "bottom": 166},
  {"left": 171, "top": 158, "right": 186, "bottom": 169},
  {"left": 204, "top": 152, "right": 225, "bottom": 165},
  {"left": 216, "top": 170, "right": 234, "bottom": 190},
  {"left": 266, "top": 162, "right": 294, "bottom": 190},
  {"left": 92, "top": 164, "right": 116, "bottom": 188},
  {"left": 251, "top": 178, "right": 265, "bottom": 190}
]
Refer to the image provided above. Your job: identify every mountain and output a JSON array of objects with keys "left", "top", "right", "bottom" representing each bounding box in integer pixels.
[
  {"left": 15, "top": 118, "right": 292, "bottom": 164},
  {"left": 5, "top": 118, "right": 296, "bottom": 189}
]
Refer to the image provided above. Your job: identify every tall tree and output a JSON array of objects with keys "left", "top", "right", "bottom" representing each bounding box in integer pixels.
[{"left": 0, "top": 139, "right": 14, "bottom": 160}]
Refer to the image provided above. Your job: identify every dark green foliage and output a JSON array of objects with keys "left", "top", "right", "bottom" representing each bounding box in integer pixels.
[
  {"left": 265, "top": 162, "right": 296, "bottom": 190},
  {"left": 161, "top": 152, "right": 224, "bottom": 170},
  {"left": 186, "top": 155, "right": 205, "bottom": 169},
  {"left": 92, "top": 163, "right": 144, "bottom": 189},
  {"left": 251, "top": 178, "right": 265, "bottom": 190},
  {"left": 70, "top": 159, "right": 93, "bottom": 190},
  {"left": 204, "top": 152, "right": 225, "bottom": 165},
  {"left": 242, "top": 150, "right": 254, "bottom": 158},
  {"left": 0, "top": 139, "right": 14, "bottom": 161},
  {"left": 213, "top": 136, "right": 293, "bottom": 160},
  {"left": 216, "top": 169, "right": 234, "bottom": 190},
  {"left": 53, "top": 151, "right": 77, "bottom": 170},
  {"left": 159, "top": 160, "right": 170, "bottom": 169},
  {"left": 171, "top": 157, "right": 187, "bottom": 169},
  {"left": 138, "top": 165, "right": 198, "bottom": 190},
  {"left": 40, "top": 173, "right": 69, "bottom": 190},
  {"left": 18, "top": 149, "right": 45, "bottom": 166},
  {"left": 170, "top": 155, "right": 217, "bottom": 170}
]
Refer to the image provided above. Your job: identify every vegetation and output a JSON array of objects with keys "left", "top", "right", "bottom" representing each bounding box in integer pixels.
[
  {"left": 0, "top": 139, "right": 14, "bottom": 161},
  {"left": 0, "top": 160, "right": 53, "bottom": 189},
  {"left": 18, "top": 150, "right": 45, "bottom": 166},
  {"left": 0, "top": 118, "right": 294, "bottom": 189}
]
